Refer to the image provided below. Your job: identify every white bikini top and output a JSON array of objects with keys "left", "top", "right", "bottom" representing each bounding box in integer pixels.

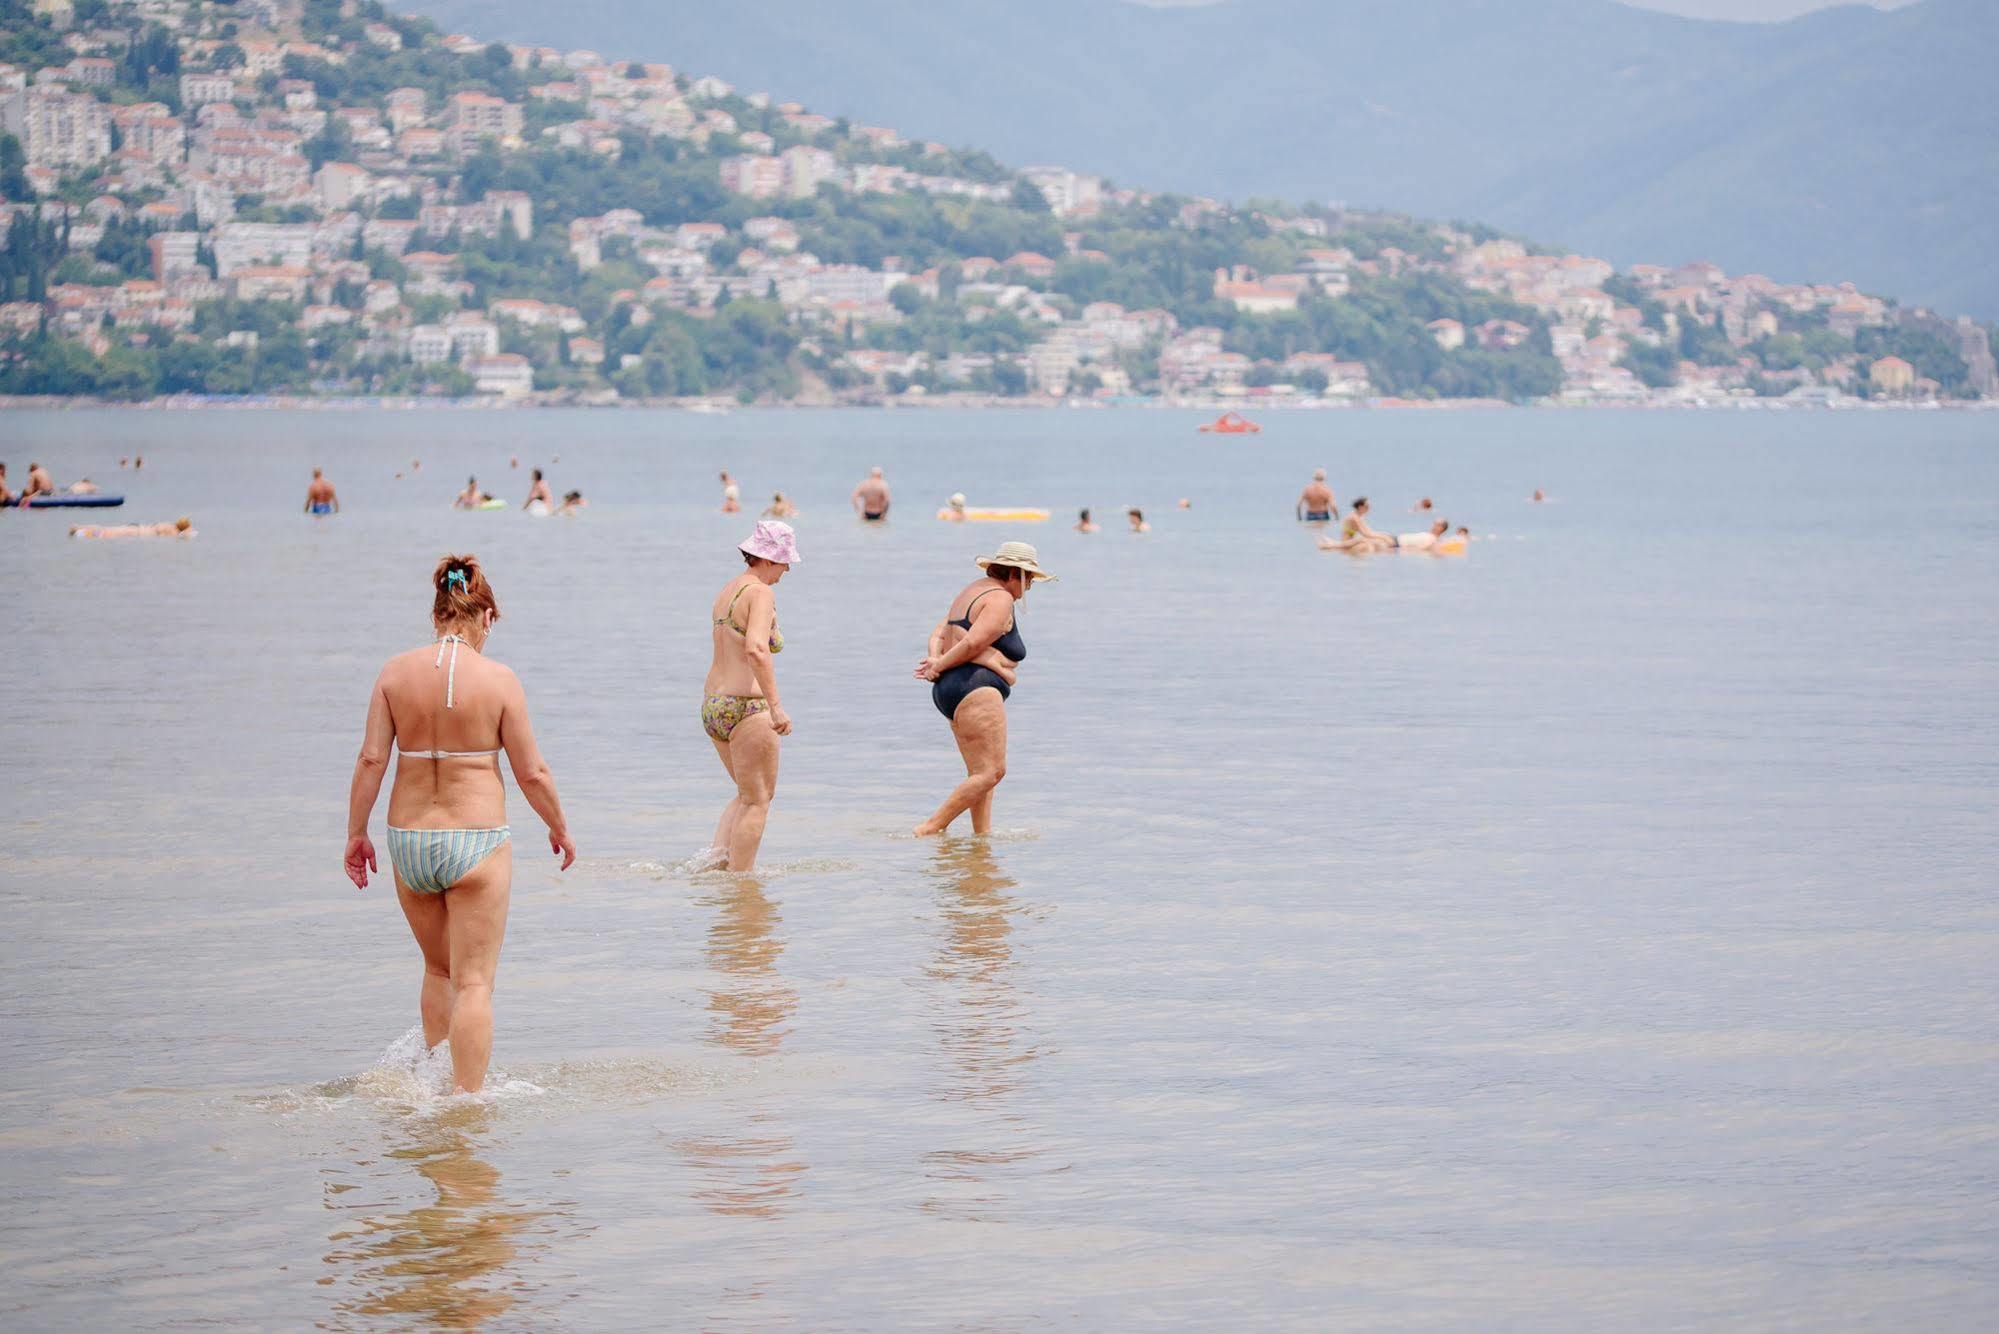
[{"left": 399, "top": 635, "right": 500, "bottom": 760}]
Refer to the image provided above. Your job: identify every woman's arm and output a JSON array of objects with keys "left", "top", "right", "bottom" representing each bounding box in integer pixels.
[
  {"left": 498, "top": 668, "right": 577, "bottom": 868},
  {"left": 343, "top": 675, "right": 395, "bottom": 887},
  {"left": 739, "top": 585, "right": 791, "bottom": 734},
  {"left": 921, "top": 594, "right": 1010, "bottom": 678}
]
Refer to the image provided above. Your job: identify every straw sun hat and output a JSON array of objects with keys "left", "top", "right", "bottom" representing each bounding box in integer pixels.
[{"left": 975, "top": 541, "right": 1057, "bottom": 582}]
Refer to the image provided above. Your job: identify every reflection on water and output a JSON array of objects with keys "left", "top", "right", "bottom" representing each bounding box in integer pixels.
[
  {"left": 700, "top": 880, "right": 795, "bottom": 1059},
  {"left": 921, "top": 839, "right": 1048, "bottom": 1220},
  {"left": 674, "top": 880, "right": 809, "bottom": 1220},
  {"left": 321, "top": 1104, "right": 551, "bottom": 1328}
]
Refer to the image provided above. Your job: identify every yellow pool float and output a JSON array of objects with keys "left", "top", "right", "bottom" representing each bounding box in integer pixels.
[{"left": 937, "top": 507, "right": 1050, "bottom": 522}]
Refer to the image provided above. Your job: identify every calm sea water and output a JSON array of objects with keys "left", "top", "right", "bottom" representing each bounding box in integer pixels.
[{"left": 1, "top": 405, "right": 1996, "bottom": 1329}]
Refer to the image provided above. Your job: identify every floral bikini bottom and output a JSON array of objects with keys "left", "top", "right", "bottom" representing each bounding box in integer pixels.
[{"left": 701, "top": 693, "right": 770, "bottom": 743}]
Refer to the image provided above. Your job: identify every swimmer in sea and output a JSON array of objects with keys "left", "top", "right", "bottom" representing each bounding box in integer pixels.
[
  {"left": 523, "top": 469, "right": 553, "bottom": 515},
  {"left": 701, "top": 521, "right": 798, "bottom": 872},
  {"left": 852, "top": 466, "right": 891, "bottom": 522},
  {"left": 70, "top": 517, "right": 194, "bottom": 539},
  {"left": 721, "top": 483, "right": 741, "bottom": 514},
  {"left": 1127, "top": 507, "right": 1149, "bottom": 533},
  {"left": 913, "top": 541, "right": 1055, "bottom": 837},
  {"left": 66, "top": 478, "right": 100, "bottom": 495},
  {"left": 304, "top": 467, "right": 339, "bottom": 516},
  {"left": 1413, "top": 497, "right": 1434, "bottom": 513},
  {"left": 343, "top": 554, "right": 576, "bottom": 1094},
  {"left": 1075, "top": 508, "right": 1099, "bottom": 533},
  {"left": 943, "top": 492, "right": 968, "bottom": 522},
  {"left": 557, "top": 490, "right": 586, "bottom": 516},
  {"left": 0, "top": 462, "right": 13, "bottom": 506},
  {"left": 454, "top": 477, "right": 482, "bottom": 509},
  {"left": 763, "top": 492, "right": 798, "bottom": 519},
  {"left": 1297, "top": 469, "right": 1336, "bottom": 523},
  {"left": 1396, "top": 518, "right": 1451, "bottom": 551},
  {"left": 1317, "top": 496, "right": 1396, "bottom": 553},
  {"left": 1532, "top": 488, "right": 1546, "bottom": 502}
]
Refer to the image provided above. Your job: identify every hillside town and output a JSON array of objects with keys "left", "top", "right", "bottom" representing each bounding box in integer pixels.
[{"left": 3, "top": 0, "right": 1994, "bottom": 406}]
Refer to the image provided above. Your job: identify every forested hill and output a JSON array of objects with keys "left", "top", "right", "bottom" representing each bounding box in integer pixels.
[
  {"left": 1, "top": 0, "right": 1992, "bottom": 405},
  {"left": 398, "top": 0, "right": 1999, "bottom": 321}
]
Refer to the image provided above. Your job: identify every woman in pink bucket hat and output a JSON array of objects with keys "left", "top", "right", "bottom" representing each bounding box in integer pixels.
[
  {"left": 699, "top": 520, "right": 799, "bottom": 870},
  {"left": 912, "top": 540, "right": 1056, "bottom": 836}
]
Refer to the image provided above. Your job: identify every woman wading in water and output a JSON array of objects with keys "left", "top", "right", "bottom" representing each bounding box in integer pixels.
[
  {"left": 914, "top": 541, "right": 1056, "bottom": 836},
  {"left": 344, "top": 555, "right": 575, "bottom": 1094},
  {"left": 701, "top": 521, "right": 798, "bottom": 871}
]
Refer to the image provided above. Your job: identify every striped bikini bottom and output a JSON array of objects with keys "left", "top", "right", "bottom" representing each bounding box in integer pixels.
[{"left": 385, "top": 826, "right": 512, "bottom": 895}]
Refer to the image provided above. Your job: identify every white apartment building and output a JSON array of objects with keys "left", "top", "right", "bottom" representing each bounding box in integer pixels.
[
  {"left": 1021, "top": 166, "right": 1102, "bottom": 218},
  {"left": 178, "top": 72, "right": 238, "bottom": 107},
  {"left": 212, "top": 221, "right": 315, "bottom": 276},
  {"left": 2, "top": 87, "right": 110, "bottom": 167},
  {"left": 407, "top": 324, "right": 454, "bottom": 364}
]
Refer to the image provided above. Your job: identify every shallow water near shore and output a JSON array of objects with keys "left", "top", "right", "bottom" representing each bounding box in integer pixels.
[{"left": 2, "top": 406, "right": 1997, "bottom": 1328}]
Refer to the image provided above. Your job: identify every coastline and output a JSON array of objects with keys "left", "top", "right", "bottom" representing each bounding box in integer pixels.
[{"left": 2, "top": 393, "right": 1988, "bottom": 413}]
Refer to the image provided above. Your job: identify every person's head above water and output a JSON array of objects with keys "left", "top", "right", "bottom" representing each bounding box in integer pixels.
[
  {"left": 563, "top": 489, "right": 582, "bottom": 503},
  {"left": 532, "top": 468, "right": 543, "bottom": 482},
  {"left": 1352, "top": 496, "right": 1369, "bottom": 514},
  {"left": 432, "top": 553, "right": 499, "bottom": 635},
  {"left": 1313, "top": 468, "right": 1327, "bottom": 482},
  {"left": 871, "top": 467, "right": 884, "bottom": 479},
  {"left": 1431, "top": 518, "right": 1448, "bottom": 535},
  {"left": 311, "top": 467, "right": 323, "bottom": 479},
  {"left": 949, "top": 492, "right": 967, "bottom": 507},
  {"left": 1079, "top": 507, "right": 1091, "bottom": 521}
]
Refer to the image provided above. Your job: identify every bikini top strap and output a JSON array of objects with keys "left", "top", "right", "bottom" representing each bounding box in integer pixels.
[
  {"left": 715, "top": 581, "right": 751, "bottom": 629},
  {"left": 433, "top": 634, "right": 463, "bottom": 709}
]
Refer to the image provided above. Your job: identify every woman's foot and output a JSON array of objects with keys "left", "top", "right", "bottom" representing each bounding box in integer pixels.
[{"left": 913, "top": 820, "right": 945, "bottom": 837}]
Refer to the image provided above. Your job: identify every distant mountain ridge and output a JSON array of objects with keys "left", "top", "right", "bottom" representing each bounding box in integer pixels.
[{"left": 397, "top": 0, "right": 1999, "bottom": 317}]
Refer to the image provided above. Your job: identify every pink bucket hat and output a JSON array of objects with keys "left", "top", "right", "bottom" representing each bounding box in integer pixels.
[{"left": 739, "top": 519, "right": 801, "bottom": 565}]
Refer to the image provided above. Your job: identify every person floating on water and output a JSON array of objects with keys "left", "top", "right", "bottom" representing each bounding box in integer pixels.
[
  {"left": 1318, "top": 496, "right": 1395, "bottom": 552},
  {"left": 1396, "top": 518, "right": 1452, "bottom": 551},
  {"left": 852, "top": 466, "right": 891, "bottom": 522},
  {"left": 913, "top": 541, "right": 1055, "bottom": 837},
  {"left": 1127, "top": 507, "right": 1149, "bottom": 533},
  {"left": 557, "top": 490, "right": 586, "bottom": 516},
  {"left": 1297, "top": 469, "right": 1336, "bottom": 522},
  {"left": 343, "top": 554, "right": 576, "bottom": 1095},
  {"left": 523, "top": 469, "right": 553, "bottom": 516},
  {"left": 701, "top": 521, "right": 798, "bottom": 872},
  {"left": 65, "top": 478, "right": 100, "bottom": 496},
  {"left": 1075, "top": 508, "right": 1099, "bottom": 533},
  {"left": 0, "top": 462, "right": 13, "bottom": 506},
  {"left": 70, "top": 517, "right": 194, "bottom": 539},
  {"left": 763, "top": 492, "right": 798, "bottom": 518},
  {"left": 943, "top": 492, "right": 968, "bottom": 522},
  {"left": 305, "top": 467, "right": 339, "bottom": 516},
  {"left": 455, "top": 477, "right": 482, "bottom": 509}
]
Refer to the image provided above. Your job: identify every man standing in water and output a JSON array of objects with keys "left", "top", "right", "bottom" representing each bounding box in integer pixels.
[
  {"left": 852, "top": 466, "right": 892, "bottom": 522},
  {"left": 304, "top": 468, "right": 340, "bottom": 516},
  {"left": 1297, "top": 469, "right": 1336, "bottom": 523}
]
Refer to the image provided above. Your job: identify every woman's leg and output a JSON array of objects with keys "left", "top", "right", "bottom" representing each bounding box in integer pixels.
[
  {"left": 396, "top": 877, "right": 454, "bottom": 1048},
  {"left": 916, "top": 689, "right": 1008, "bottom": 836},
  {"left": 708, "top": 732, "right": 742, "bottom": 853},
  {"left": 724, "top": 711, "right": 780, "bottom": 872},
  {"left": 441, "top": 842, "right": 513, "bottom": 1093}
]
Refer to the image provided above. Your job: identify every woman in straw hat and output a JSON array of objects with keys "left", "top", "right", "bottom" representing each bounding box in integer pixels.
[
  {"left": 701, "top": 521, "right": 799, "bottom": 871},
  {"left": 912, "top": 541, "right": 1056, "bottom": 836}
]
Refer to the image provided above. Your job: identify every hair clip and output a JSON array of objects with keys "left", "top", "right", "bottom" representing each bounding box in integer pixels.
[{"left": 446, "top": 569, "right": 468, "bottom": 589}]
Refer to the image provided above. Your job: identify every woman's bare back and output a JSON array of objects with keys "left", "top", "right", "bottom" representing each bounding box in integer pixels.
[{"left": 381, "top": 642, "right": 510, "bottom": 828}]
